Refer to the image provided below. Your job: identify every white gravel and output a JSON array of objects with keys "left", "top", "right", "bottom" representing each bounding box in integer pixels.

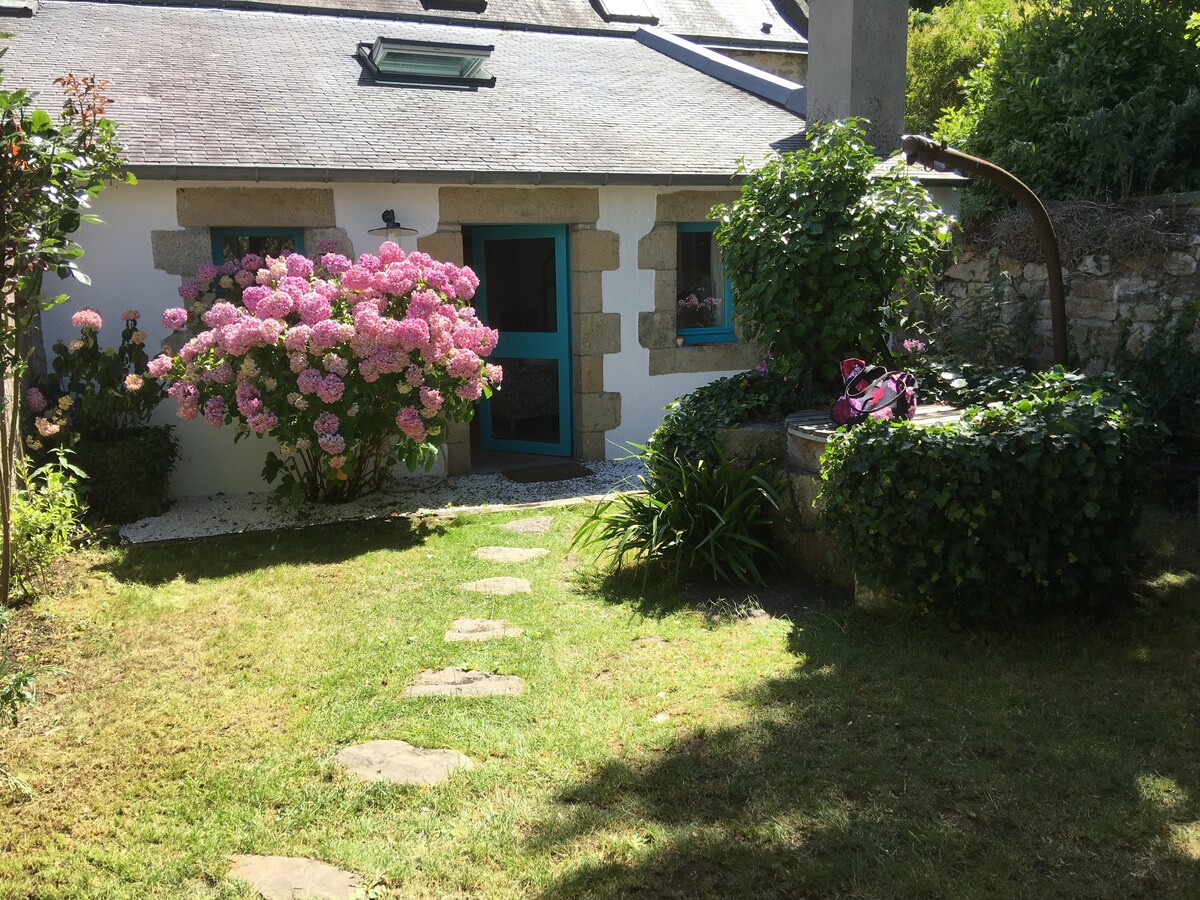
[{"left": 118, "top": 459, "right": 646, "bottom": 544}]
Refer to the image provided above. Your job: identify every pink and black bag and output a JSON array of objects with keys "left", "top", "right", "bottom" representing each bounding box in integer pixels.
[{"left": 830, "top": 358, "right": 918, "bottom": 426}]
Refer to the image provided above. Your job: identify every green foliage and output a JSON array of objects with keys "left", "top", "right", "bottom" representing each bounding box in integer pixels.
[
  {"left": 572, "top": 445, "right": 781, "bottom": 587},
  {"left": 10, "top": 452, "right": 86, "bottom": 600},
  {"left": 907, "top": 0, "right": 1020, "bottom": 135},
  {"left": 0, "top": 63, "right": 132, "bottom": 604},
  {"left": 34, "top": 311, "right": 165, "bottom": 442},
  {"left": 714, "top": 119, "right": 953, "bottom": 391},
  {"left": 819, "top": 380, "right": 1150, "bottom": 624},
  {"left": 649, "top": 368, "right": 807, "bottom": 463},
  {"left": 0, "top": 608, "right": 34, "bottom": 729},
  {"left": 71, "top": 425, "right": 179, "bottom": 524},
  {"left": 1112, "top": 299, "right": 1200, "bottom": 446},
  {"left": 938, "top": 0, "right": 1200, "bottom": 211}
]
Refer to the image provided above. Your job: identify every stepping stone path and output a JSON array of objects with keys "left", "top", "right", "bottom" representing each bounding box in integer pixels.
[
  {"left": 334, "top": 739, "right": 473, "bottom": 785},
  {"left": 445, "top": 618, "right": 524, "bottom": 642},
  {"left": 227, "top": 855, "right": 359, "bottom": 899},
  {"left": 473, "top": 546, "right": 549, "bottom": 563},
  {"left": 501, "top": 515, "right": 553, "bottom": 535},
  {"left": 403, "top": 666, "right": 525, "bottom": 697},
  {"left": 459, "top": 576, "right": 531, "bottom": 595}
]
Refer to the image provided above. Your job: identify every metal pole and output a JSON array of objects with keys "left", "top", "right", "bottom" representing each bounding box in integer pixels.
[{"left": 901, "top": 134, "right": 1069, "bottom": 367}]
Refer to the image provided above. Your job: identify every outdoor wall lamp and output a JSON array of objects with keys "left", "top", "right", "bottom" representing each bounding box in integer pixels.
[{"left": 367, "top": 209, "right": 418, "bottom": 238}]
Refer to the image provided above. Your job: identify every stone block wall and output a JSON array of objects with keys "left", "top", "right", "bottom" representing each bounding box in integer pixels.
[{"left": 936, "top": 209, "right": 1200, "bottom": 370}]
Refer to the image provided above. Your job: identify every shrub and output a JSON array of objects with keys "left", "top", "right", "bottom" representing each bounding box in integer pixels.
[
  {"left": 714, "top": 119, "right": 953, "bottom": 392},
  {"left": 572, "top": 445, "right": 781, "bottom": 587},
  {"left": 27, "top": 308, "right": 178, "bottom": 523},
  {"left": 938, "top": 0, "right": 1200, "bottom": 211},
  {"left": 906, "top": 0, "right": 1019, "bottom": 135},
  {"left": 154, "top": 245, "right": 501, "bottom": 503},
  {"left": 650, "top": 368, "right": 808, "bottom": 463},
  {"left": 818, "top": 384, "right": 1151, "bottom": 623},
  {"left": 10, "top": 452, "right": 85, "bottom": 601},
  {"left": 1112, "top": 299, "right": 1200, "bottom": 447}
]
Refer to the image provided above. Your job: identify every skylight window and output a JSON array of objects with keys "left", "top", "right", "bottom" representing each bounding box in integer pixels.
[
  {"left": 421, "top": 0, "right": 488, "bottom": 12},
  {"left": 595, "top": 0, "right": 658, "bottom": 24},
  {"left": 357, "top": 38, "right": 496, "bottom": 87}
]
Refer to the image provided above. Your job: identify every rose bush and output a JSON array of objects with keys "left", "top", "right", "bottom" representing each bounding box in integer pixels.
[{"left": 151, "top": 242, "right": 502, "bottom": 503}]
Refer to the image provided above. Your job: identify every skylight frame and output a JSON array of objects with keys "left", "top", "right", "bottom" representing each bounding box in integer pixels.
[{"left": 357, "top": 37, "right": 497, "bottom": 88}]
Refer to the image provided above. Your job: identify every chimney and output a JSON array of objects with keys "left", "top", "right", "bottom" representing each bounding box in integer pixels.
[{"left": 805, "top": 0, "right": 907, "bottom": 153}]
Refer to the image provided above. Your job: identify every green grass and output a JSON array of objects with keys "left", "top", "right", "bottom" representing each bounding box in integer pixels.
[{"left": 2, "top": 503, "right": 1200, "bottom": 897}]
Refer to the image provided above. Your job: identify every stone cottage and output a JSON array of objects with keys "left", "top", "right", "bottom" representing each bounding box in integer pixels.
[{"left": 2, "top": 0, "right": 947, "bottom": 496}]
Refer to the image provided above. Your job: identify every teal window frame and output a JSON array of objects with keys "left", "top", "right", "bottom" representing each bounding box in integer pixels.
[
  {"left": 210, "top": 227, "right": 305, "bottom": 265},
  {"left": 675, "top": 222, "right": 735, "bottom": 346}
]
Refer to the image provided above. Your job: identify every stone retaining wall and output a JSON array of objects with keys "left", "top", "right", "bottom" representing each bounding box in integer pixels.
[{"left": 936, "top": 209, "right": 1200, "bottom": 370}]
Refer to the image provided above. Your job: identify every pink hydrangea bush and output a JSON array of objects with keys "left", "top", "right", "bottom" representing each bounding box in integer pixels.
[{"left": 151, "top": 243, "right": 502, "bottom": 503}]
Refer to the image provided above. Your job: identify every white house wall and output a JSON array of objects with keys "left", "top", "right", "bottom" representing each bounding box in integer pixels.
[{"left": 48, "top": 180, "right": 748, "bottom": 497}]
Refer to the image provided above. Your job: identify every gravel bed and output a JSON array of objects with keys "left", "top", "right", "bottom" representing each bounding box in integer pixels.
[{"left": 119, "top": 459, "right": 646, "bottom": 544}]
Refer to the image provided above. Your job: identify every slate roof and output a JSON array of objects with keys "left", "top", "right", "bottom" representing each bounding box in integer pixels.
[
  {"left": 1, "top": 1, "right": 807, "bottom": 182},
  {"left": 55, "top": 0, "right": 808, "bottom": 47}
]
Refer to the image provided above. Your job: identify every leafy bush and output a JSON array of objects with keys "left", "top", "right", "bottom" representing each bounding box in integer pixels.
[
  {"left": 572, "top": 446, "right": 781, "bottom": 587},
  {"left": 938, "top": 0, "right": 1200, "bottom": 211},
  {"left": 0, "top": 613, "right": 35, "bottom": 727},
  {"left": 907, "top": 0, "right": 1019, "bottom": 135},
  {"left": 819, "top": 385, "right": 1151, "bottom": 623},
  {"left": 27, "top": 308, "right": 177, "bottom": 523},
  {"left": 1112, "top": 300, "right": 1200, "bottom": 447},
  {"left": 71, "top": 426, "right": 178, "bottom": 524},
  {"left": 713, "top": 119, "right": 952, "bottom": 392},
  {"left": 650, "top": 368, "right": 808, "bottom": 463},
  {"left": 10, "top": 452, "right": 86, "bottom": 601}
]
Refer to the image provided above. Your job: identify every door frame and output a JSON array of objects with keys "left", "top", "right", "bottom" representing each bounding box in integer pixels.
[{"left": 470, "top": 224, "right": 573, "bottom": 456}]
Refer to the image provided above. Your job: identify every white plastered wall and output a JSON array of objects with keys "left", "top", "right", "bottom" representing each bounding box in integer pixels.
[{"left": 596, "top": 185, "right": 749, "bottom": 456}]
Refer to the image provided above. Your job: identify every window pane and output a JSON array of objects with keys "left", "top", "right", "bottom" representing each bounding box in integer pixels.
[
  {"left": 483, "top": 237, "right": 558, "bottom": 333},
  {"left": 220, "top": 233, "right": 299, "bottom": 264},
  {"left": 676, "top": 230, "right": 727, "bottom": 331}
]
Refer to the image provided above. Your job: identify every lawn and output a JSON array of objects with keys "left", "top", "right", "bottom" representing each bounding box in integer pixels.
[{"left": 2, "top": 502, "right": 1200, "bottom": 898}]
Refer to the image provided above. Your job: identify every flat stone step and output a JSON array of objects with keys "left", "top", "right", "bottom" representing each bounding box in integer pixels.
[
  {"left": 403, "top": 667, "right": 525, "bottom": 697},
  {"left": 459, "top": 576, "right": 531, "bottom": 595},
  {"left": 227, "top": 855, "right": 360, "bottom": 899},
  {"left": 501, "top": 515, "right": 553, "bottom": 534},
  {"left": 445, "top": 618, "right": 524, "bottom": 642},
  {"left": 334, "top": 739, "right": 473, "bottom": 785},
  {"left": 472, "top": 546, "right": 549, "bottom": 563}
]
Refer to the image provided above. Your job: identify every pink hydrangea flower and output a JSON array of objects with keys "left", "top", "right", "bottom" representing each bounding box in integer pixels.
[
  {"left": 70, "top": 307, "right": 103, "bottom": 330},
  {"left": 124, "top": 374, "right": 144, "bottom": 392},
  {"left": 196, "top": 264, "right": 220, "bottom": 282},
  {"left": 203, "top": 396, "right": 225, "bottom": 428},
  {"left": 318, "top": 433, "right": 346, "bottom": 455},
  {"left": 314, "top": 411, "right": 340, "bottom": 435},
  {"left": 25, "top": 388, "right": 47, "bottom": 413},
  {"left": 34, "top": 417, "right": 60, "bottom": 438},
  {"left": 247, "top": 411, "right": 279, "bottom": 434},
  {"left": 162, "top": 308, "right": 188, "bottom": 331},
  {"left": 178, "top": 281, "right": 201, "bottom": 302},
  {"left": 147, "top": 354, "right": 173, "bottom": 378},
  {"left": 120, "top": 309, "right": 140, "bottom": 322}
]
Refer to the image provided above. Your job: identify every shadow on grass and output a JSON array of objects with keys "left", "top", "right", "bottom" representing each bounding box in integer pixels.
[
  {"left": 536, "top": 509, "right": 1200, "bottom": 898},
  {"left": 103, "top": 515, "right": 446, "bottom": 586}
]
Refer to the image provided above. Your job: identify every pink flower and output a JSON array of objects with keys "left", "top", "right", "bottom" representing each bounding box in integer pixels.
[
  {"left": 121, "top": 309, "right": 140, "bottom": 322},
  {"left": 484, "top": 363, "right": 503, "bottom": 384},
  {"left": 235, "top": 383, "right": 262, "bottom": 417},
  {"left": 314, "top": 411, "right": 340, "bottom": 435},
  {"left": 318, "top": 238, "right": 341, "bottom": 255},
  {"left": 309, "top": 318, "right": 344, "bottom": 351},
  {"left": 247, "top": 411, "right": 279, "bottom": 434},
  {"left": 234, "top": 270, "right": 256, "bottom": 287},
  {"left": 203, "top": 301, "right": 239, "bottom": 329},
  {"left": 328, "top": 454, "right": 347, "bottom": 469},
  {"left": 162, "top": 308, "right": 189, "bottom": 331},
  {"left": 34, "top": 417, "right": 60, "bottom": 438},
  {"left": 319, "top": 253, "right": 352, "bottom": 275},
  {"left": 315, "top": 374, "right": 345, "bottom": 404},
  {"left": 203, "top": 396, "right": 225, "bottom": 427},
  {"left": 297, "top": 368, "right": 323, "bottom": 394},
  {"left": 178, "top": 281, "right": 201, "bottom": 302},
  {"left": 285, "top": 254, "right": 314, "bottom": 279},
  {"left": 196, "top": 264, "right": 220, "bottom": 282},
  {"left": 25, "top": 388, "right": 47, "bottom": 413},
  {"left": 395, "top": 406, "right": 426, "bottom": 441},
  {"left": 147, "top": 354, "right": 174, "bottom": 378},
  {"left": 419, "top": 386, "right": 443, "bottom": 412},
  {"left": 124, "top": 374, "right": 144, "bottom": 392},
  {"left": 318, "top": 433, "right": 346, "bottom": 455},
  {"left": 70, "top": 307, "right": 103, "bottom": 330},
  {"left": 322, "top": 354, "right": 349, "bottom": 376},
  {"left": 240, "top": 253, "right": 264, "bottom": 271}
]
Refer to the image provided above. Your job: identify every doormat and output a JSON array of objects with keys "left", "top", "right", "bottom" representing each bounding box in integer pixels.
[{"left": 502, "top": 463, "right": 594, "bottom": 484}]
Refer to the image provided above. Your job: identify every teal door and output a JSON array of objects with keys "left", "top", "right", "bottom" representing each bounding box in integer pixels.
[{"left": 471, "top": 225, "right": 573, "bottom": 456}]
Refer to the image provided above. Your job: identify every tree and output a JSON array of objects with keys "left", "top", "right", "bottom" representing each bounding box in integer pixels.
[{"left": 0, "top": 55, "right": 133, "bottom": 605}]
